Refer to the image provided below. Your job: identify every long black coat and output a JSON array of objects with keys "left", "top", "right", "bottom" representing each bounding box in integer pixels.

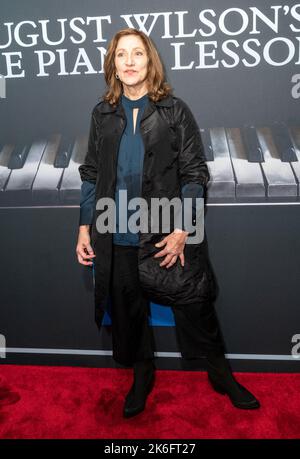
[{"left": 79, "top": 94, "right": 216, "bottom": 330}]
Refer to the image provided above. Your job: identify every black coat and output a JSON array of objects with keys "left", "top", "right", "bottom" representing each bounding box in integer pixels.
[{"left": 79, "top": 94, "right": 216, "bottom": 330}]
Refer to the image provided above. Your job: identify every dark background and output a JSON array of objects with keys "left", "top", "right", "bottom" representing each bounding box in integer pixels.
[{"left": 0, "top": 0, "right": 300, "bottom": 371}]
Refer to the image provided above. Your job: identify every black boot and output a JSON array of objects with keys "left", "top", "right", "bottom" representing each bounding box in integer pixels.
[
  {"left": 123, "top": 358, "right": 155, "bottom": 418},
  {"left": 206, "top": 349, "right": 260, "bottom": 409}
]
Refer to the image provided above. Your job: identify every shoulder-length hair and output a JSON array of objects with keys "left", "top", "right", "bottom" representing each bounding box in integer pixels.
[{"left": 102, "top": 28, "right": 173, "bottom": 106}]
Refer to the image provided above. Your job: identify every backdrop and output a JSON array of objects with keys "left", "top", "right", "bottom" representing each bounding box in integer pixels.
[{"left": 1, "top": 0, "right": 300, "bottom": 371}]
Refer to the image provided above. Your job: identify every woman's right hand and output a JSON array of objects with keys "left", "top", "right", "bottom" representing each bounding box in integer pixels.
[{"left": 76, "top": 225, "right": 96, "bottom": 266}]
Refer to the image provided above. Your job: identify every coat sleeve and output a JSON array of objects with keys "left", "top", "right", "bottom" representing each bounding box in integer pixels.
[
  {"left": 78, "top": 106, "right": 99, "bottom": 226},
  {"left": 78, "top": 107, "right": 99, "bottom": 184},
  {"left": 175, "top": 97, "right": 210, "bottom": 188},
  {"left": 180, "top": 182, "right": 203, "bottom": 232},
  {"left": 79, "top": 180, "right": 96, "bottom": 225}
]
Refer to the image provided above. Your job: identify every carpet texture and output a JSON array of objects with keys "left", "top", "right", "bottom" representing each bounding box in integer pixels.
[{"left": 0, "top": 364, "right": 299, "bottom": 439}]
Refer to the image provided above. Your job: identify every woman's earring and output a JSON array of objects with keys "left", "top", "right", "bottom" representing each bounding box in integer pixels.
[{"left": 115, "top": 73, "right": 119, "bottom": 79}]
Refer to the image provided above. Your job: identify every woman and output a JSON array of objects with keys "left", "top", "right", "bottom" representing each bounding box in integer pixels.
[{"left": 76, "top": 28, "right": 260, "bottom": 418}]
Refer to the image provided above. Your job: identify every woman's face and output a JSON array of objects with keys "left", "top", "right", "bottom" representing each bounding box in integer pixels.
[{"left": 114, "top": 35, "right": 149, "bottom": 91}]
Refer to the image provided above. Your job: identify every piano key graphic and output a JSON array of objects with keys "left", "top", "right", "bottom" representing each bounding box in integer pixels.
[
  {"left": 59, "top": 135, "right": 88, "bottom": 204},
  {"left": 225, "top": 127, "right": 265, "bottom": 198},
  {"left": 206, "top": 127, "right": 236, "bottom": 199},
  {"left": 0, "top": 144, "right": 13, "bottom": 193},
  {"left": 200, "top": 128, "right": 214, "bottom": 162},
  {"left": 3, "top": 140, "right": 47, "bottom": 206},
  {"left": 241, "top": 126, "right": 264, "bottom": 163},
  {"left": 271, "top": 122, "right": 298, "bottom": 163},
  {"left": 32, "top": 134, "right": 65, "bottom": 205},
  {"left": 0, "top": 125, "right": 299, "bottom": 207},
  {"left": 256, "top": 127, "right": 298, "bottom": 198},
  {"left": 289, "top": 126, "right": 300, "bottom": 195},
  {"left": 54, "top": 136, "right": 74, "bottom": 169},
  {"left": 7, "top": 143, "right": 31, "bottom": 169},
  {"left": 34, "top": 134, "right": 87, "bottom": 205}
]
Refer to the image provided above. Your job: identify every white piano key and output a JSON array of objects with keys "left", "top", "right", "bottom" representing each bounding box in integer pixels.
[
  {"left": 206, "top": 127, "right": 235, "bottom": 198},
  {"left": 257, "top": 127, "right": 297, "bottom": 197},
  {"left": 32, "top": 134, "right": 64, "bottom": 204},
  {"left": 288, "top": 126, "right": 300, "bottom": 196},
  {"left": 4, "top": 140, "right": 47, "bottom": 205},
  {"left": 0, "top": 144, "right": 13, "bottom": 191},
  {"left": 60, "top": 135, "right": 88, "bottom": 204},
  {"left": 226, "top": 128, "right": 265, "bottom": 198}
]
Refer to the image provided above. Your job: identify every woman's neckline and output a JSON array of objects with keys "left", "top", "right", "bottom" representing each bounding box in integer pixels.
[{"left": 121, "top": 92, "right": 148, "bottom": 108}]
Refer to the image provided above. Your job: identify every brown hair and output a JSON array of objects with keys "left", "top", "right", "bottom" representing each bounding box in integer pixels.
[{"left": 102, "top": 28, "right": 173, "bottom": 106}]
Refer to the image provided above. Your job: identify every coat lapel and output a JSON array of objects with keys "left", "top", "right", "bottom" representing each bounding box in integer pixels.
[{"left": 98, "top": 94, "right": 174, "bottom": 123}]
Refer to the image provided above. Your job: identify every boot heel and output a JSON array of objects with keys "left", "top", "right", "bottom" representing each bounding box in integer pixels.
[
  {"left": 123, "top": 369, "right": 155, "bottom": 418},
  {"left": 208, "top": 375, "right": 226, "bottom": 395}
]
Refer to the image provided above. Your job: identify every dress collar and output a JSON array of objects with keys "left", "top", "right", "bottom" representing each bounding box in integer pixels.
[{"left": 121, "top": 93, "right": 149, "bottom": 109}]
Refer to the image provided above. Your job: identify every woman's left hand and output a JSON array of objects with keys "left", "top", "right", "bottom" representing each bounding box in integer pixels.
[{"left": 153, "top": 229, "right": 189, "bottom": 268}]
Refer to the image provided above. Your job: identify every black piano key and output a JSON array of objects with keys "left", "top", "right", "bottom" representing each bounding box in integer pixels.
[
  {"left": 271, "top": 122, "right": 298, "bottom": 163},
  {"left": 289, "top": 127, "right": 300, "bottom": 195},
  {"left": 54, "top": 137, "right": 74, "bottom": 168},
  {"left": 200, "top": 128, "right": 214, "bottom": 162},
  {"left": 242, "top": 126, "right": 264, "bottom": 163},
  {"left": 7, "top": 143, "right": 30, "bottom": 169}
]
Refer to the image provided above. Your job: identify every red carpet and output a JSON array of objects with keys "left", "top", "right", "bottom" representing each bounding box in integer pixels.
[{"left": 0, "top": 364, "right": 299, "bottom": 439}]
